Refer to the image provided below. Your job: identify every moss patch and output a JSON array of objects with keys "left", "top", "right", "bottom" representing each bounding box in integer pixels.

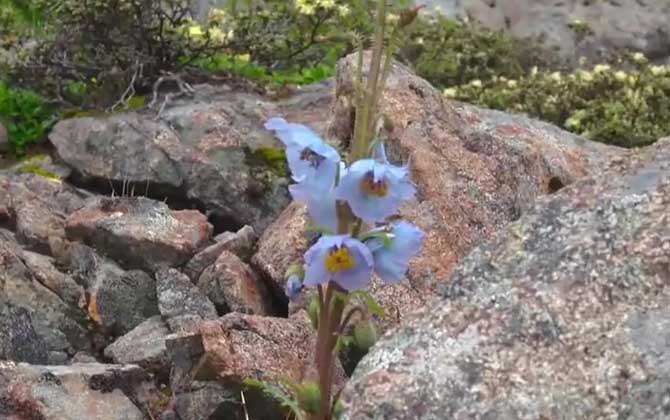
[{"left": 17, "top": 163, "right": 61, "bottom": 180}]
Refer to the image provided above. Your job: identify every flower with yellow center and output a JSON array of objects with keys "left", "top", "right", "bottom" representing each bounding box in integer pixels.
[
  {"left": 324, "top": 246, "right": 355, "bottom": 272},
  {"left": 335, "top": 157, "right": 416, "bottom": 224},
  {"left": 303, "top": 235, "right": 374, "bottom": 290}
]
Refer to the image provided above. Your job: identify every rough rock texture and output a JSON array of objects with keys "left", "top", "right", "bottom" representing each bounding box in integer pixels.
[
  {"left": 156, "top": 268, "right": 217, "bottom": 330},
  {"left": 88, "top": 259, "right": 159, "bottom": 337},
  {"left": 49, "top": 83, "right": 332, "bottom": 232},
  {"left": 341, "top": 139, "right": 670, "bottom": 419},
  {"left": 184, "top": 224, "right": 257, "bottom": 281},
  {"left": 1, "top": 173, "right": 89, "bottom": 252},
  {"left": 166, "top": 313, "right": 346, "bottom": 419},
  {"left": 0, "top": 229, "right": 90, "bottom": 361},
  {"left": 0, "top": 301, "right": 48, "bottom": 364},
  {"left": 255, "top": 54, "right": 623, "bottom": 327},
  {"left": 20, "top": 250, "right": 85, "bottom": 308},
  {"left": 0, "top": 361, "right": 147, "bottom": 420},
  {"left": 419, "top": 0, "right": 670, "bottom": 65},
  {"left": 198, "top": 250, "right": 274, "bottom": 316},
  {"left": 251, "top": 201, "right": 313, "bottom": 301},
  {"left": 104, "top": 316, "right": 170, "bottom": 372},
  {"left": 172, "top": 381, "right": 245, "bottom": 420},
  {"left": 66, "top": 197, "right": 212, "bottom": 272}
]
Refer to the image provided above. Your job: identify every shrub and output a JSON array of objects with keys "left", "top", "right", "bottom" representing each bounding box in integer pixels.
[
  {"left": 399, "top": 15, "right": 554, "bottom": 88},
  {"left": 9, "top": 0, "right": 224, "bottom": 108},
  {"left": 222, "top": 0, "right": 374, "bottom": 70},
  {"left": 445, "top": 54, "right": 670, "bottom": 147},
  {"left": 0, "top": 81, "right": 58, "bottom": 154}
]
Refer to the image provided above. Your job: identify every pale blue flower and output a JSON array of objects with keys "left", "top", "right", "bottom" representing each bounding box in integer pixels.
[
  {"left": 264, "top": 117, "right": 340, "bottom": 190},
  {"left": 284, "top": 274, "right": 303, "bottom": 300},
  {"left": 303, "top": 235, "right": 374, "bottom": 291},
  {"left": 366, "top": 221, "right": 425, "bottom": 284},
  {"left": 289, "top": 182, "right": 338, "bottom": 233},
  {"left": 335, "top": 159, "right": 416, "bottom": 223}
]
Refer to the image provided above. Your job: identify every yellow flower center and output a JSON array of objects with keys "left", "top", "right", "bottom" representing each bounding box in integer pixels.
[
  {"left": 324, "top": 246, "right": 355, "bottom": 272},
  {"left": 359, "top": 172, "right": 389, "bottom": 197}
]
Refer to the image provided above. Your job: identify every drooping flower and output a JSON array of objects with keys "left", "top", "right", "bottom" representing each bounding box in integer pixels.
[
  {"left": 303, "top": 235, "right": 374, "bottom": 291},
  {"left": 264, "top": 117, "right": 340, "bottom": 190},
  {"left": 285, "top": 274, "right": 303, "bottom": 300},
  {"left": 366, "top": 221, "right": 425, "bottom": 284},
  {"left": 335, "top": 158, "right": 415, "bottom": 223},
  {"left": 289, "top": 181, "right": 338, "bottom": 233}
]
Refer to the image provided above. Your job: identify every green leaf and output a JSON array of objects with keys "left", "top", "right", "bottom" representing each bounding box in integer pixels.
[
  {"left": 350, "top": 290, "right": 385, "bottom": 317},
  {"left": 242, "top": 378, "right": 306, "bottom": 420}
]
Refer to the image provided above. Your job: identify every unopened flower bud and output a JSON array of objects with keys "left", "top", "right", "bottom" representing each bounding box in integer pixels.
[
  {"left": 354, "top": 319, "right": 379, "bottom": 350},
  {"left": 297, "top": 382, "right": 322, "bottom": 414}
]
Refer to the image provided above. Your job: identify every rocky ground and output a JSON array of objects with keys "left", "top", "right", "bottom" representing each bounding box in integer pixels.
[{"left": 0, "top": 50, "right": 668, "bottom": 419}]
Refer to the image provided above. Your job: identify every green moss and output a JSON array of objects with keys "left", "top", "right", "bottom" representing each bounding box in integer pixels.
[
  {"left": 244, "top": 146, "right": 289, "bottom": 177},
  {"left": 17, "top": 163, "right": 61, "bottom": 180}
]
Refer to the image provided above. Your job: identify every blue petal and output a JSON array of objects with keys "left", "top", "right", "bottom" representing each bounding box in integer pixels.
[
  {"left": 303, "top": 236, "right": 347, "bottom": 287},
  {"left": 332, "top": 237, "right": 374, "bottom": 290},
  {"left": 290, "top": 183, "right": 338, "bottom": 233},
  {"left": 284, "top": 274, "right": 303, "bottom": 300},
  {"left": 303, "top": 248, "right": 330, "bottom": 287},
  {"left": 370, "top": 222, "right": 425, "bottom": 284},
  {"left": 336, "top": 159, "right": 415, "bottom": 223},
  {"left": 372, "top": 141, "right": 389, "bottom": 164},
  {"left": 265, "top": 117, "right": 341, "bottom": 186}
]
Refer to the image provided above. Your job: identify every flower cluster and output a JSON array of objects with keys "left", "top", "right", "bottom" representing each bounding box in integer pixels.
[{"left": 265, "top": 117, "right": 424, "bottom": 297}]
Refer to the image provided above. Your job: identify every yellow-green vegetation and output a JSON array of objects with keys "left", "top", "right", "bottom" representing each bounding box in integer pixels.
[
  {"left": 443, "top": 53, "right": 670, "bottom": 147},
  {"left": 245, "top": 146, "right": 289, "bottom": 177},
  {"left": 399, "top": 16, "right": 552, "bottom": 88},
  {"left": 17, "top": 163, "right": 60, "bottom": 180}
]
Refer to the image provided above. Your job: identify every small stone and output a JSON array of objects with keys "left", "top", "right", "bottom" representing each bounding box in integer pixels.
[
  {"left": 88, "top": 261, "right": 159, "bottom": 336},
  {"left": 156, "top": 268, "right": 217, "bottom": 322},
  {"left": 0, "top": 362, "right": 148, "bottom": 420},
  {"left": 104, "top": 316, "right": 170, "bottom": 372},
  {"left": 198, "top": 251, "right": 274, "bottom": 316},
  {"left": 0, "top": 301, "right": 48, "bottom": 364},
  {"left": 184, "top": 225, "right": 257, "bottom": 282},
  {"left": 66, "top": 196, "right": 213, "bottom": 272}
]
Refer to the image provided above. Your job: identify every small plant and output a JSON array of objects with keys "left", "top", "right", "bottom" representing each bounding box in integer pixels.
[
  {"left": 0, "top": 81, "right": 58, "bottom": 154},
  {"left": 246, "top": 4, "right": 424, "bottom": 419}
]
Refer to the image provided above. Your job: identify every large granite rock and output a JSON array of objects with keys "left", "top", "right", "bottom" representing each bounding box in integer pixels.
[
  {"left": 66, "top": 196, "right": 212, "bottom": 272},
  {"left": 341, "top": 138, "right": 670, "bottom": 419},
  {"left": 254, "top": 53, "right": 623, "bottom": 326},
  {"left": 0, "top": 362, "right": 147, "bottom": 420},
  {"left": 49, "top": 82, "right": 333, "bottom": 232}
]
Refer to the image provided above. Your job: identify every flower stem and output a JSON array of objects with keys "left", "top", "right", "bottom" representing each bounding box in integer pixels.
[{"left": 312, "top": 282, "right": 345, "bottom": 420}]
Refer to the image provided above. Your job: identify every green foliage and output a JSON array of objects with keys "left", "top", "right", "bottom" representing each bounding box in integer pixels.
[
  {"left": 187, "top": 53, "right": 335, "bottom": 86},
  {"left": 242, "top": 378, "right": 305, "bottom": 420},
  {"left": 400, "top": 15, "right": 552, "bottom": 88},
  {"left": 221, "top": 0, "right": 374, "bottom": 70},
  {"left": 445, "top": 55, "right": 670, "bottom": 147},
  {"left": 8, "top": 0, "right": 223, "bottom": 108},
  {"left": 0, "top": 81, "right": 58, "bottom": 154}
]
